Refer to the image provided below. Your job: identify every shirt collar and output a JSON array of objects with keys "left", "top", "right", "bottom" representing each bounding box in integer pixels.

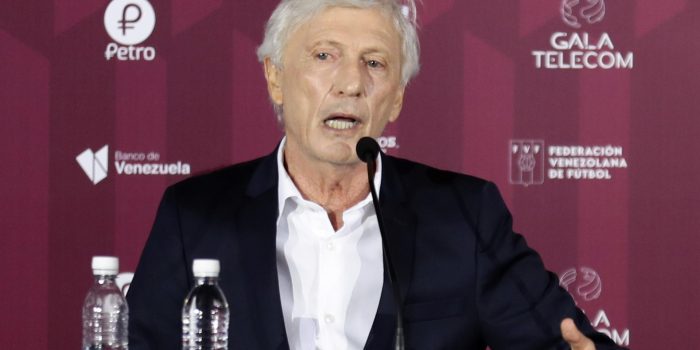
[{"left": 276, "top": 136, "right": 382, "bottom": 217}]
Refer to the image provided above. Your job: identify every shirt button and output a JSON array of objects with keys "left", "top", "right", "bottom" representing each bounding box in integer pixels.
[
  {"left": 326, "top": 242, "right": 335, "bottom": 251},
  {"left": 324, "top": 314, "right": 335, "bottom": 324}
]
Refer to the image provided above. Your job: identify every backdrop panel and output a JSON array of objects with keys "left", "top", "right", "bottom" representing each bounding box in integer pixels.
[{"left": 2, "top": 0, "right": 698, "bottom": 348}]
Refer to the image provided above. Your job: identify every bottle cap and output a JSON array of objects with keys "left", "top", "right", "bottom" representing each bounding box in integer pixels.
[
  {"left": 92, "top": 256, "right": 119, "bottom": 275},
  {"left": 192, "top": 259, "right": 220, "bottom": 277}
]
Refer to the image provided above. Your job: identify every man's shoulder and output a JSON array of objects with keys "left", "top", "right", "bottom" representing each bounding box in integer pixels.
[
  {"left": 383, "top": 155, "right": 507, "bottom": 229},
  {"left": 384, "top": 154, "right": 492, "bottom": 195},
  {"left": 166, "top": 154, "right": 272, "bottom": 202}
]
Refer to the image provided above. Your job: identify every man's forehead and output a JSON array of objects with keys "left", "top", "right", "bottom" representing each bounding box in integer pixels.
[{"left": 294, "top": 6, "right": 401, "bottom": 50}]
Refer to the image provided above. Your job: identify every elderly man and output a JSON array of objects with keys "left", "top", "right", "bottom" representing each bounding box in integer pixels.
[{"left": 127, "top": 0, "right": 625, "bottom": 349}]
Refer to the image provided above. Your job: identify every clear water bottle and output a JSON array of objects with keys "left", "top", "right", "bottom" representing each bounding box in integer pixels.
[
  {"left": 82, "top": 256, "right": 129, "bottom": 350},
  {"left": 182, "top": 259, "right": 229, "bottom": 349}
]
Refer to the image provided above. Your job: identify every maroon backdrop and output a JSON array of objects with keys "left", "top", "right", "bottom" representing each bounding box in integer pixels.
[{"left": 2, "top": 0, "right": 698, "bottom": 348}]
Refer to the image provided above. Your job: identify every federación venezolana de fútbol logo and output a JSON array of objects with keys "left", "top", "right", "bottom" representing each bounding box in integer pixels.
[
  {"left": 509, "top": 139, "right": 629, "bottom": 186},
  {"left": 532, "top": 0, "right": 633, "bottom": 69},
  {"left": 104, "top": 0, "right": 156, "bottom": 61},
  {"left": 509, "top": 140, "right": 545, "bottom": 187}
]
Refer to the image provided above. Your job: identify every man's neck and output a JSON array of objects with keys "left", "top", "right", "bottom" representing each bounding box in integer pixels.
[{"left": 283, "top": 146, "right": 370, "bottom": 231}]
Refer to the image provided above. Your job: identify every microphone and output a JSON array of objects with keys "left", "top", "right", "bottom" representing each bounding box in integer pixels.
[
  {"left": 356, "top": 136, "right": 381, "bottom": 165},
  {"left": 356, "top": 137, "right": 405, "bottom": 350},
  {"left": 356, "top": 137, "right": 380, "bottom": 184}
]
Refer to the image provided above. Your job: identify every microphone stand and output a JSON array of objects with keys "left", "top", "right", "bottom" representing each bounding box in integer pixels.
[{"left": 358, "top": 138, "right": 405, "bottom": 350}]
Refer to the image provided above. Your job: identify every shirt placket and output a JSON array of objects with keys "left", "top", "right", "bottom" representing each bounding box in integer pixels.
[{"left": 318, "top": 210, "right": 352, "bottom": 349}]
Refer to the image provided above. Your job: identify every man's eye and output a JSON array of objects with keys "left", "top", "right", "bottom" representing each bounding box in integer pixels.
[
  {"left": 367, "top": 60, "right": 383, "bottom": 69},
  {"left": 316, "top": 52, "right": 330, "bottom": 60}
]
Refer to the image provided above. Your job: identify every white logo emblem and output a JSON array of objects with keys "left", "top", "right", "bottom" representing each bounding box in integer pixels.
[
  {"left": 561, "top": 0, "right": 606, "bottom": 29},
  {"left": 559, "top": 266, "right": 602, "bottom": 302},
  {"left": 76, "top": 145, "right": 109, "bottom": 185},
  {"left": 116, "top": 272, "right": 134, "bottom": 296},
  {"left": 104, "top": 0, "right": 156, "bottom": 45},
  {"left": 377, "top": 136, "right": 400, "bottom": 152},
  {"left": 509, "top": 140, "right": 545, "bottom": 187}
]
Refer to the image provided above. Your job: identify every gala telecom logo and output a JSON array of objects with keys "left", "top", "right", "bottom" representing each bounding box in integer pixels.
[
  {"left": 561, "top": 0, "right": 606, "bottom": 29},
  {"left": 559, "top": 266, "right": 602, "bottom": 302},
  {"left": 76, "top": 145, "right": 110, "bottom": 185},
  {"left": 533, "top": 0, "right": 632, "bottom": 69},
  {"left": 559, "top": 266, "right": 630, "bottom": 346}
]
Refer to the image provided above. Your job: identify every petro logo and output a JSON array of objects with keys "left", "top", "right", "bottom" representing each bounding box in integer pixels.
[
  {"left": 104, "top": 0, "right": 156, "bottom": 45},
  {"left": 559, "top": 266, "right": 602, "bottom": 302},
  {"left": 76, "top": 145, "right": 109, "bottom": 185},
  {"left": 561, "top": 0, "right": 606, "bottom": 29},
  {"left": 104, "top": 0, "right": 157, "bottom": 61}
]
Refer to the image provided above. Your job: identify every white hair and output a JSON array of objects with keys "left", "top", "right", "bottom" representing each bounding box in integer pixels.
[{"left": 257, "top": 0, "right": 420, "bottom": 86}]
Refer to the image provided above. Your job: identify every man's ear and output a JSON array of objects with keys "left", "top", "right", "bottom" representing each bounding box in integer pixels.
[
  {"left": 388, "top": 85, "right": 405, "bottom": 122},
  {"left": 264, "top": 57, "right": 284, "bottom": 105}
]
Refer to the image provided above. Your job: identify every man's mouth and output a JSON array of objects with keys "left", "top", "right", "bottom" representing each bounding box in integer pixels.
[{"left": 323, "top": 114, "right": 360, "bottom": 130}]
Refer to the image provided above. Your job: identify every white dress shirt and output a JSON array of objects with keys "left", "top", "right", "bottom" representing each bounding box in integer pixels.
[{"left": 275, "top": 138, "right": 384, "bottom": 350}]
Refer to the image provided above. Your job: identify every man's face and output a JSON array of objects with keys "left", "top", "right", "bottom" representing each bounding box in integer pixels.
[{"left": 265, "top": 6, "right": 405, "bottom": 167}]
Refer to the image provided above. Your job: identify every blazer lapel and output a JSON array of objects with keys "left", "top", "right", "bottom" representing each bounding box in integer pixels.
[
  {"left": 365, "top": 154, "right": 417, "bottom": 349},
  {"left": 232, "top": 151, "right": 289, "bottom": 349}
]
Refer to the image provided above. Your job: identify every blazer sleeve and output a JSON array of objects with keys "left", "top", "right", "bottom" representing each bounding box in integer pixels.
[
  {"left": 126, "top": 187, "right": 191, "bottom": 350},
  {"left": 473, "top": 182, "right": 625, "bottom": 350}
]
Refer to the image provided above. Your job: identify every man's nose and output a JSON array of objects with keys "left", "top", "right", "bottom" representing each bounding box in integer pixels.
[{"left": 334, "top": 60, "right": 365, "bottom": 97}]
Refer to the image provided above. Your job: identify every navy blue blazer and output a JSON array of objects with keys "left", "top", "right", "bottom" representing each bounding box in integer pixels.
[{"left": 127, "top": 149, "right": 622, "bottom": 349}]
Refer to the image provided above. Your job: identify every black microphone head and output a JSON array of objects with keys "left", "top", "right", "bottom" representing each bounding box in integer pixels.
[{"left": 356, "top": 137, "right": 380, "bottom": 163}]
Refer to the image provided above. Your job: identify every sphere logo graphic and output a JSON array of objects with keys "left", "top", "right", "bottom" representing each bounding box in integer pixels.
[
  {"left": 559, "top": 267, "right": 602, "bottom": 302},
  {"left": 561, "top": 0, "right": 606, "bottom": 29},
  {"left": 104, "top": 0, "right": 156, "bottom": 46}
]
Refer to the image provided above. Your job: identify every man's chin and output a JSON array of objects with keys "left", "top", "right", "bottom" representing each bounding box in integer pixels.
[
  {"left": 315, "top": 145, "right": 362, "bottom": 167},
  {"left": 321, "top": 153, "right": 361, "bottom": 167}
]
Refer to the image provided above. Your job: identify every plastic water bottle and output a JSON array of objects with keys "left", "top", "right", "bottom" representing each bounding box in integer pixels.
[
  {"left": 182, "top": 259, "right": 229, "bottom": 349},
  {"left": 82, "top": 256, "right": 129, "bottom": 350}
]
